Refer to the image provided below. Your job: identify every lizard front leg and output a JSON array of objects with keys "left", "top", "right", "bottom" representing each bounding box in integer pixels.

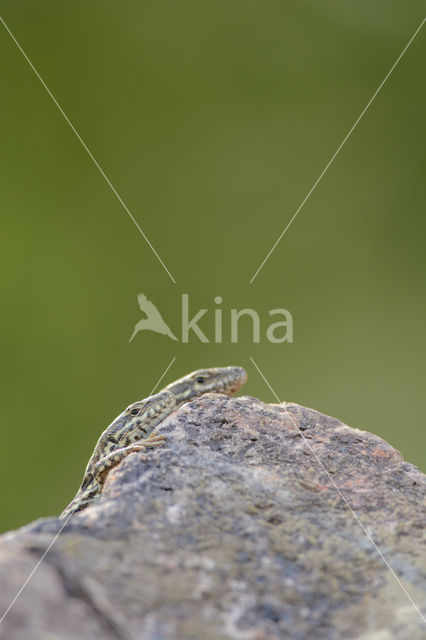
[
  {"left": 92, "top": 437, "right": 167, "bottom": 485},
  {"left": 120, "top": 430, "right": 167, "bottom": 447},
  {"left": 60, "top": 437, "right": 168, "bottom": 519}
]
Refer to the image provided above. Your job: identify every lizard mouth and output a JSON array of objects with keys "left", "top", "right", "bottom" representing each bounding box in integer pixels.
[{"left": 224, "top": 366, "right": 248, "bottom": 395}]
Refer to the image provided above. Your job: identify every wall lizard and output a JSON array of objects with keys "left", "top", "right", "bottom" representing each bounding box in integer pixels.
[{"left": 59, "top": 366, "right": 247, "bottom": 519}]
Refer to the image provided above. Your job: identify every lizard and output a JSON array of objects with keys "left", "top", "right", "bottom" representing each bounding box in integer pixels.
[{"left": 59, "top": 366, "right": 247, "bottom": 519}]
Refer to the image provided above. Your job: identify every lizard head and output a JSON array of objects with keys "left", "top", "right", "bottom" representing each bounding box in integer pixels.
[
  {"left": 123, "top": 391, "right": 176, "bottom": 431},
  {"left": 82, "top": 391, "right": 176, "bottom": 480},
  {"left": 101, "top": 391, "right": 176, "bottom": 448},
  {"left": 164, "top": 366, "right": 247, "bottom": 404}
]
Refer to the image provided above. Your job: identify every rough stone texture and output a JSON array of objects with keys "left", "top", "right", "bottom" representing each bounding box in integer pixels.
[{"left": 0, "top": 394, "right": 425, "bottom": 640}]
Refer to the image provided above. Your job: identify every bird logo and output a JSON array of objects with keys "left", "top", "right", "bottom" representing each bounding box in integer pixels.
[{"left": 129, "top": 293, "right": 179, "bottom": 342}]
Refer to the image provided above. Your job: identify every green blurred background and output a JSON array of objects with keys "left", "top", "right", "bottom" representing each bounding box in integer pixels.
[{"left": 0, "top": 2, "right": 425, "bottom": 532}]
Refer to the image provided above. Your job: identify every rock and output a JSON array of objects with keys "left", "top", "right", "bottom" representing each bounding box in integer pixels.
[{"left": 0, "top": 394, "right": 425, "bottom": 640}]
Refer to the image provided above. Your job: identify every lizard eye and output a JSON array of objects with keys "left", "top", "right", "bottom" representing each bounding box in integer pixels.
[
  {"left": 196, "top": 376, "right": 206, "bottom": 384},
  {"left": 130, "top": 408, "right": 140, "bottom": 415}
]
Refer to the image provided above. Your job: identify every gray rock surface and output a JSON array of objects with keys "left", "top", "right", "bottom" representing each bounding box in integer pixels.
[{"left": 0, "top": 394, "right": 425, "bottom": 639}]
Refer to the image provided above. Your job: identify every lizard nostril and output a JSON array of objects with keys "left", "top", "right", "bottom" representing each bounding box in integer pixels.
[{"left": 130, "top": 409, "right": 139, "bottom": 415}]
